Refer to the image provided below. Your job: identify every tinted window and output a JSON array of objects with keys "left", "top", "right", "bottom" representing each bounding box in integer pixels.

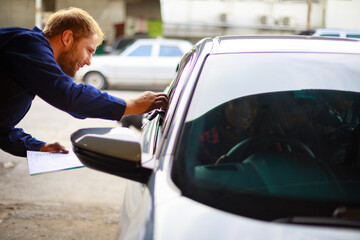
[
  {"left": 172, "top": 52, "right": 360, "bottom": 222},
  {"left": 128, "top": 45, "right": 152, "bottom": 56},
  {"left": 159, "top": 45, "right": 184, "bottom": 57}
]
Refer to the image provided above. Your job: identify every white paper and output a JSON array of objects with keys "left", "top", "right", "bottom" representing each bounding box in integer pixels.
[{"left": 27, "top": 150, "right": 83, "bottom": 175}]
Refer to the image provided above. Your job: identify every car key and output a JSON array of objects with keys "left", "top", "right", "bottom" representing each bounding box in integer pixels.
[{"left": 141, "top": 109, "right": 166, "bottom": 129}]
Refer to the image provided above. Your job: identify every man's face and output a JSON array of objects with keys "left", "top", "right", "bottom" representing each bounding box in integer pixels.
[
  {"left": 225, "top": 97, "right": 258, "bottom": 130},
  {"left": 57, "top": 33, "right": 98, "bottom": 77}
]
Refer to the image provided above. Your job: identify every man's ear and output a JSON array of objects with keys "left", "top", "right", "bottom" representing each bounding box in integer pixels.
[{"left": 61, "top": 30, "right": 74, "bottom": 49}]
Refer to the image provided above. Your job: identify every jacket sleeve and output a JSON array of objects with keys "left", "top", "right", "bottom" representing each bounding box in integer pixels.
[
  {"left": 2, "top": 29, "right": 126, "bottom": 121},
  {"left": 0, "top": 127, "right": 45, "bottom": 157}
]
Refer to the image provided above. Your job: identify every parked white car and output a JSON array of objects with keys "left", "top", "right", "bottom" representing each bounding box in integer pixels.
[
  {"left": 313, "top": 29, "right": 360, "bottom": 38},
  {"left": 74, "top": 38, "right": 193, "bottom": 90},
  {"left": 75, "top": 38, "right": 193, "bottom": 90},
  {"left": 72, "top": 36, "right": 360, "bottom": 239},
  {"left": 301, "top": 28, "right": 360, "bottom": 39}
]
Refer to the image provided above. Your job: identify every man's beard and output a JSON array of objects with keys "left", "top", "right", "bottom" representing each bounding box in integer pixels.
[{"left": 57, "top": 44, "right": 79, "bottom": 77}]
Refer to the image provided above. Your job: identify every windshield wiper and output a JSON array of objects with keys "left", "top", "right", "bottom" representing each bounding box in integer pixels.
[
  {"left": 274, "top": 216, "right": 360, "bottom": 228},
  {"left": 274, "top": 206, "right": 360, "bottom": 229}
]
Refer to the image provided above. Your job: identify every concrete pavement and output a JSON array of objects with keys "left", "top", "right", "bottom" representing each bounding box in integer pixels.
[{"left": 0, "top": 90, "right": 141, "bottom": 240}]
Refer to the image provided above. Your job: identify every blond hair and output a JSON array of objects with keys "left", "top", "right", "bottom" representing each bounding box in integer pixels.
[{"left": 43, "top": 7, "right": 105, "bottom": 46}]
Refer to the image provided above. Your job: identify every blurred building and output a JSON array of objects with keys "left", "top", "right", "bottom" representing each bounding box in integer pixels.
[
  {"left": 0, "top": 0, "right": 359, "bottom": 44},
  {"left": 161, "top": 0, "right": 360, "bottom": 41},
  {"left": 0, "top": 0, "right": 161, "bottom": 45}
]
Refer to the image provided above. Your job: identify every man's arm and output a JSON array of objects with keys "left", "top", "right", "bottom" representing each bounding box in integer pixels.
[
  {"left": 0, "top": 128, "right": 45, "bottom": 157},
  {"left": 2, "top": 30, "right": 125, "bottom": 121},
  {"left": 0, "top": 127, "right": 69, "bottom": 156},
  {"left": 4, "top": 29, "right": 169, "bottom": 121}
]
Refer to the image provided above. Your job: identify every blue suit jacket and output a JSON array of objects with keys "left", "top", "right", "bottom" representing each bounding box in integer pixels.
[{"left": 0, "top": 27, "right": 126, "bottom": 156}]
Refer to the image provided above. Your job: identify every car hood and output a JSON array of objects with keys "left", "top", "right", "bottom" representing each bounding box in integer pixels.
[{"left": 154, "top": 195, "right": 360, "bottom": 240}]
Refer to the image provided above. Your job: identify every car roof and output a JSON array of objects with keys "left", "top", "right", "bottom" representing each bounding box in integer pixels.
[
  {"left": 201, "top": 36, "right": 360, "bottom": 54},
  {"left": 313, "top": 28, "right": 360, "bottom": 34}
]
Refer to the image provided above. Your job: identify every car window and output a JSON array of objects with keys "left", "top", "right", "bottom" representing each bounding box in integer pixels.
[
  {"left": 186, "top": 53, "right": 360, "bottom": 121},
  {"left": 168, "top": 52, "right": 195, "bottom": 101},
  {"left": 320, "top": 34, "right": 340, "bottom": 37},
  {"left": 140, "top": 52, "right": 195, "bottom": 157},
  {"left": 162, "top": 51, "right": 196, "bottom": 134},
  {"left": 128, "top": 45, "right": 152, "bottom": 57},
  {"left": 140, "top": 115, "right": 156, "bottom": 154},
  {"left": 115, "top": 39, "right": 136, "bottom": 50},
  {"left": 347, "top": 34, "right": 360, "bottom": 39},
  {"left": 113, "top": 38, "right": 136, "bottom": 54},
  {"left": 172, "top": 52, "right": 360, "bottom": 222},
  {"left": 159, "top": 45, "right": 184, "bottom": 57}
]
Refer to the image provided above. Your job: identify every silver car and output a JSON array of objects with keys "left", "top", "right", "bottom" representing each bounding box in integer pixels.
[
  {"left": 74, "top": 38, "right": 193, "bottom": 90},
  {"left": 72, "top": 36, "right": 360, "bottom": 239}
]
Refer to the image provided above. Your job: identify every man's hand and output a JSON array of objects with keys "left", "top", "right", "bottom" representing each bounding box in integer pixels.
[
  {"left": 40, "top": 142, "right": 69, "bottom": 154},
  {"left": 124, "top": 91, "right": 169, "bottom": 115}
]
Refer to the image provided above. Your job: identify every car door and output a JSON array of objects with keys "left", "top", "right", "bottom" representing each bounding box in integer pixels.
[{"left": 140, "top": 50, "right": 196, "bottom": 165}]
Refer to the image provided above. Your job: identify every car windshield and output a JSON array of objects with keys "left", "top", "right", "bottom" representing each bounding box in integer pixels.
[{"left": 172, "top": 52, "right": 360, "bottom": 222}]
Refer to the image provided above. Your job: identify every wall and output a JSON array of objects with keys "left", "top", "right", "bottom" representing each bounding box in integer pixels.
[
  {"left": 0, "top": 0, "right": 126, "bottom": 45},
  {"left": 1, "top": 0, "right": 359, "bottom": 44},
  {"left": 0, "top": 0, "right": 35, "bottom": 28},
  {"left": 161, "top": 0, "right": 321, "bottom": 27},
  {"left": 160, "top": 0, "right": 322, "bottom": 38},
  {"left": 55, "top": 0, "right": 126, "bottom": 45},
  {"left": 125, "top": 0, "right": 162, "bottom": 36},
  {"left": 160, "top": 0, "right": 360, "bottom": 39},
  {"left": 326, "top": 0, "right": 360, "bottom": 30}
]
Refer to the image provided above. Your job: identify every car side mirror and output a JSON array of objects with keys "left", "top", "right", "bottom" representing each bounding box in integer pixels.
[{"left": 71, "top": 127, "right": 152, "bottom": 183}]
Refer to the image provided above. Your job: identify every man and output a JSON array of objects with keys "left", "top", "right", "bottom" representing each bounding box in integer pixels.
[
  {"left": 198, "top": 96, "right": 258, "bottom": 164},
  {"left": 0, "top": 7, "right": 168, "bottom": 157}
]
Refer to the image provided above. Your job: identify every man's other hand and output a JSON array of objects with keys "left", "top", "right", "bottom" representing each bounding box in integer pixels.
[
  {"left": 40, "top": 142, "right": 69, "bottom": 153},
  {"left": 124, "top": 91, "right": 169, "bottom": 116}
]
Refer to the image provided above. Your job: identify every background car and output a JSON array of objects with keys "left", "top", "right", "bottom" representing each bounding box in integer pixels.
[
  {"left": 74, "top": 38, "right": 193, "bottom": 90},
  {"left": 71, "top": 36, "right": 360, "bottom": 239},
  {"left": 104, "top": 33, "right": 150, "bottom": 55},
  {"left": 298, "top": 28, "right": 360, "bottom": 39}
]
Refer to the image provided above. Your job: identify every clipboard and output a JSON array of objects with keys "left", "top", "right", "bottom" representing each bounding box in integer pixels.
[{"left": 27, "top": 149, "right": 83, "bottom": 175}]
